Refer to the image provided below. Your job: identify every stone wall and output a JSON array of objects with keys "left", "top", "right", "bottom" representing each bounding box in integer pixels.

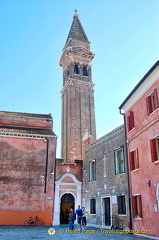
[{"left": 83, "top": 125, "right": 130, "bottom": 229}]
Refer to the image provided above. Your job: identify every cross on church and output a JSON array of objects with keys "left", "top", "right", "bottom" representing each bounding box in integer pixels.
[{"left": 103, "top": 155, "right": 107, "bottom": 177}]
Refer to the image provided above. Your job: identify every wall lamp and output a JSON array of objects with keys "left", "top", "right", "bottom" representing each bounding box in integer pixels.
[{"left": 147, "top": 180, "right": 151, "bottom": 187}]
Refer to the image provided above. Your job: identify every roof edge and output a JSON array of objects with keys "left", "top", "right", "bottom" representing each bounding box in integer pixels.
[{"left": 119, "top": 60, "right": 159, "bottom": 110}]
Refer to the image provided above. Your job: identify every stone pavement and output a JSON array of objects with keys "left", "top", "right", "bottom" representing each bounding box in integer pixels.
[{"left": 0, "top": 225, "right": 156, "bottom": 240}]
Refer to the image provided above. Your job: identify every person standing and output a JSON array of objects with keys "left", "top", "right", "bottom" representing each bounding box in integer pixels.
[
  {"left": 82, "top": 207, "right": 87, "bottom": 229},
  {"left": 76, "top": 205, "right": 83, "bottom": 231},
  {"left": 68, "top": 206, "right": 75, "bottom": 230}
]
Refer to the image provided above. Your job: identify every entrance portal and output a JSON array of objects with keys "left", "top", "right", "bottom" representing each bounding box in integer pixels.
[{"left": 60, "top": 194, "right": 75, "bottom": 224}]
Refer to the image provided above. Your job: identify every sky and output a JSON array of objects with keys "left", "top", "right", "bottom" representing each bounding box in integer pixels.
[{"left": 0, "top": 0, "right": 159, "bottom": 157}]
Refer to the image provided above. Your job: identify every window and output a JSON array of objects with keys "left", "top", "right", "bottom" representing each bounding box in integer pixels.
[
  {"left": 83, "top": 66, "right": 88, "bottom": 76},
  {"left": 74, "top": 64, "right": 79, "bottom": 74},
  {"left": 132, "top": 195, "right": 142, "bottom": 218},
  {"left": 90, "top": 199, "right": 96, "bottom": 214},
  {"left": 89, "top": 159, "right": 96, "bottom": 181},
  {"left": 146, "top": 88, "right": 159, "bottom": 115},
  {"left": 156, "top": 183, "right": 159, "bottom": 210},
  {"left": 114, "top": 147, "right": 125, "bottom": 174},
  {"left": 129, "top": 148, "right": 139, "bottom": 171},
  {"left": 117, "top": 195, "right": 126, "bottom": 214},
  {"left": 150, "top": 137, "right": 159, "bottom": 162},
  {"left": 127, "top": 111, "right": 135, "bottom": 131}
]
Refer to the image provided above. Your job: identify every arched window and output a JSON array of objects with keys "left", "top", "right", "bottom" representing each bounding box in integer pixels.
[
  {"left": 74, "top": 64, "right": 79, "bottom": 74},
  {"left": 83, "top": 66, "right": 88, "bottom": 76}
]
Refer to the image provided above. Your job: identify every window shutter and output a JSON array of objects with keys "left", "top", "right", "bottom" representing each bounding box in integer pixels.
[
  {"left": 130, "top": 111, "right": 134, "bottom": 129},
  {"left": 150, "top": 139, "right": 157, "bottom": 162},
  {"left": 146, "top": 96, "right": 152, "bottom": 115},
  {"left": 136, "top": 148, "right": 139, "bottom": 169},
  {"left": 127, "top": 115, "right": 131, "bottom": 132},
  {"left": 132, "top": 196, "right": 137, "bottom": 218},
  {"left": 129, "top": 151, "right": 134, "bottom": 171},
  {"left": 154, "top": 88, "right": 159, "bottom": 109},
  {"left": 138, "top": 195, "right": 142, "bottom": 218}
]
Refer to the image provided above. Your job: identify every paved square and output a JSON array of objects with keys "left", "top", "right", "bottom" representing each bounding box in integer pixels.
[{"left": 0, "top": 225, "right": 156, "bottom": 240}]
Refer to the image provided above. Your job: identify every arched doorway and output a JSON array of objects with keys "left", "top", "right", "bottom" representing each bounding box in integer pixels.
[{"left": 60, "top": 193, "right": 75, "bottom": 224}]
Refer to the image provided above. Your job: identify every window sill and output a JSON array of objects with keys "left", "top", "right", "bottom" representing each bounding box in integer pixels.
[
  {"left": 115, "top": 172, "right": 125, "bottom": 175},
  {"left": 129, "top": 127, "right": 135, "bottom": 132},
  {"left": 118, "top": 214, "right": 127, "bottom": 216},
  {"left": 135, "top": 217, "right": 142, "bottom": 220},
  {"left": 131, "top": 168, "right": 139, "bottom": 172},
  {"left": 149, "top": 108, "right": 158, "bottom": 116},
  {"left": 154, "top": 160, "right": 159, "bottom": 163}
]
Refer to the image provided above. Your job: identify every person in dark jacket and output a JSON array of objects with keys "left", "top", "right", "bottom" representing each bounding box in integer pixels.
[
  {"left": 76, "top": 205, "right": 83, "bottom": 231},
  {"left": 68, "top": 206, "right": 75, "bottom": 230}
]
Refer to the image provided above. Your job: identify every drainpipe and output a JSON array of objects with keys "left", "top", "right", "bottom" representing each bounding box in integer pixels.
[
  {"left": 119, "top": 109, "right": 133, "bottom": 230},
  {"left": 44, "top": 137, "right": 49, "bottom": 194}
]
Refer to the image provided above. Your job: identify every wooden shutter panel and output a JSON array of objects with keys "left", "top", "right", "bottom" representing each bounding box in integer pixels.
[
  {"left": 154, "top": 88, "right": 159, "bottom": 109},
  {"left": 132, "top": 196, "right": 137, "bottom": 218},
  {"left": 146, "top": 96, "right": 152, "bottom": 115},
  {"left": 129, "top": 151, "right": 134, "bottom": 171},
  {"left": 138, "top": 195, "right": 142, "bottom": 218},
  {"left": 150, "top": 139, "right": 157, "bottom": 162},
  {"left": 136, "top": 148, "right": 139, "bottom": 169},
  {"left": 127, "top": 115, "right": 131, "bottom": 132},
  {"left": 130, "top": 111, "right": 134, "bottom": 129}
]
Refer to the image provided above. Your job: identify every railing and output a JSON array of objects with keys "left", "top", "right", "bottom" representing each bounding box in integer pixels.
[{"left": 111, "top": 215, "right": 123, "bottom": 230}]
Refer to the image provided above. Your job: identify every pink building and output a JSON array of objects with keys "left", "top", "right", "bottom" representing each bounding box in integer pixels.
[
  {"left": 119, "top": 60, "right": 159, "bottom": 237},
  {"left": 0, "top": 111, "right": 57, "bottom": 225}
]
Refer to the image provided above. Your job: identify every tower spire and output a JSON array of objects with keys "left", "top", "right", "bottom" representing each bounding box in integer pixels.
[
  {"left": 60, "top": 15, "right": 96, "bottom": 162},
  {"left": 65, "top": 12, "right": 89, "bottom": 45}
]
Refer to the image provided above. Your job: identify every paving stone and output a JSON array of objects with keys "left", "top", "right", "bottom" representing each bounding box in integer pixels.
[{"left": 0, "top": 225, "right": 155, "bottom": 240}]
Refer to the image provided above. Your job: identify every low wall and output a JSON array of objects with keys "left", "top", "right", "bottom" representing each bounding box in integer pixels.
[{"left": 0, "top": 211, "right": 53, "bottom": 225}]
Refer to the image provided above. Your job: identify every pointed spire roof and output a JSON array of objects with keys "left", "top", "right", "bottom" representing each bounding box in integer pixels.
[{"left": 65, "top": 13, "right": 89, "bottom": 44}]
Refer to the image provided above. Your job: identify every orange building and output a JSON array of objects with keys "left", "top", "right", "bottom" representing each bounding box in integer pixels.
[
  {"left": 0, "top": 111, "right": 57, "bottom": 225},
  {"left": 119, "top": 60, "right": 159, "bottom": 237}
]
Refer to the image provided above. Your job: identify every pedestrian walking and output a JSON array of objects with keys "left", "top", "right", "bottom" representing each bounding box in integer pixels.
[{"left": 76, "top": 205, "right": 83, "bottom": 231}]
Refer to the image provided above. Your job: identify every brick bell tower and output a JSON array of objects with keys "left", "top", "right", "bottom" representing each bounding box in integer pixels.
[
  {"left": 60, "top": 12, "right": 96, "bottom": 162},
  {"left": 53, "top": 13, "right": 96, "bottom": 225}
]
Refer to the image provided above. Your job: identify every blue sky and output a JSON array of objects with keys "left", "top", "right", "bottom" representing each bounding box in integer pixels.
[{"left": 0, "top": 0, "right": 159, "bottom": 157}]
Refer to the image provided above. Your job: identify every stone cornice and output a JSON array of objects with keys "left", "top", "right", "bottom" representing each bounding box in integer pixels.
[
  {"left": 0, "top": 132, "right": 57, "bottom": 139},
  {"left": 60, "top": 46, "right": 94, "bottom": 67},
  {"left": 61, "top": 78, "right": 95, "bottom": 95}
]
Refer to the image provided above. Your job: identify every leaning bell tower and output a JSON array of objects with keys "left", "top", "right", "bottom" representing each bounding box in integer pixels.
[
  {"left": 53, "top": 12, "right": 96, "bottom": 225},
  {"left": 60, "top": 12, "right": 96, "bottom": 162}
]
